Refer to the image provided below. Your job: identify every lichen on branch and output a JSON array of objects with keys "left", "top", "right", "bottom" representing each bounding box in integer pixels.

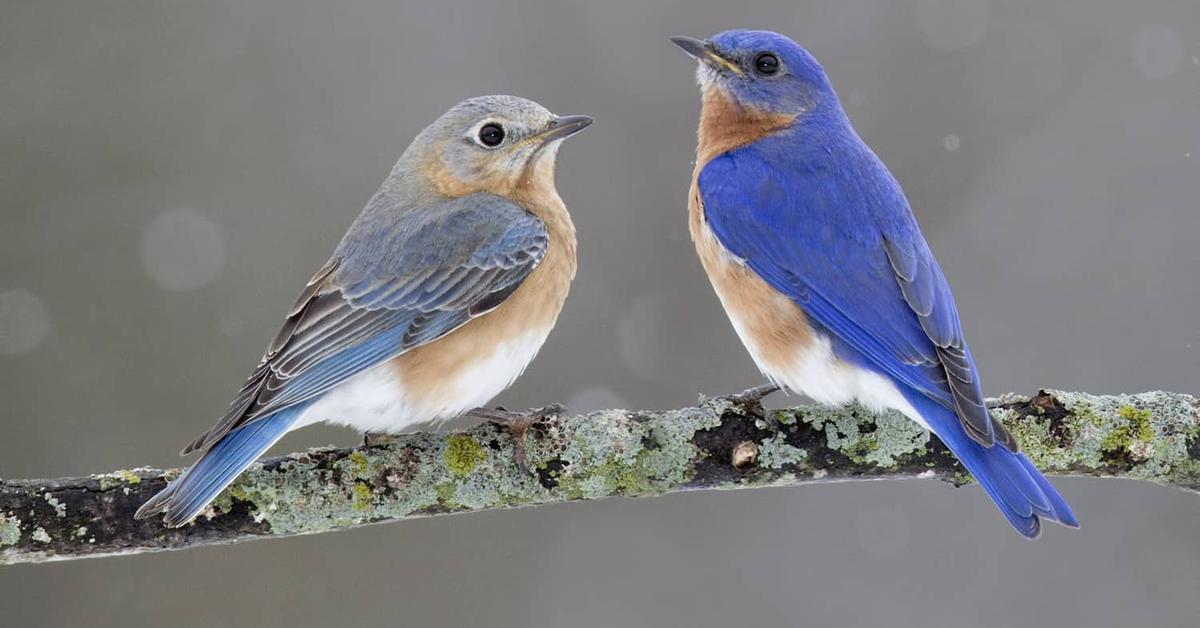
[{"left": 1, "top": 389, "right": 1196, "bottom": 565}]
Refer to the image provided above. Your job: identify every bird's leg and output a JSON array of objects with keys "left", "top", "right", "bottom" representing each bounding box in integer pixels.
[
  {"left": 467, "top": 404, "right": 566, "bottom": 473},
  {"left": 362, "top": 432, "right": 396, "bottom": 449},
  {"left": 722, "top": 383, "right": 782, "bottom": 407}
]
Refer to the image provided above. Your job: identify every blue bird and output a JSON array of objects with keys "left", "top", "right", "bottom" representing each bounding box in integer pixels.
[
  {"left": 136, "top": 96, "right": 591, "bottom": 527},
  {"left": 672, "top": 31, "right": 1077, "bottom": 537}
]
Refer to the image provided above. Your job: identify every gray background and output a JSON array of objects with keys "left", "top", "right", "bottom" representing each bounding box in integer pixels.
[{"left": 2, "top": 0, "right": 1198, "bottom": 626}]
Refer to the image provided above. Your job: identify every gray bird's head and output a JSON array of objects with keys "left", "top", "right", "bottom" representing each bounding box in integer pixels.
[{"left": 398, "top": 95, "right": 592, "bottom": 199}]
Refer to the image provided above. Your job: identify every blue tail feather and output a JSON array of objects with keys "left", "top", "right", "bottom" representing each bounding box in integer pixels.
[
  {"left": 1018, "top": 453, "right": 1080, "bottom": 528},
  {"left": 136, "top": 401, "right": 312, "bottom": 527},
  {"left": 905, "top": 392, "right": 1078, "bottom": 538}
]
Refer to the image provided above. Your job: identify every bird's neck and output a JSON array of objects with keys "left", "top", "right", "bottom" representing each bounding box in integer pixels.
[
  {"left": 695, "top": 86, "right": 796, "bottom": 167},
  {"left": 512, "top": 157, "right": 577, "bottom": 274},
  {"left": 399, "top": 143, "right": 576, "bottom": 270}
]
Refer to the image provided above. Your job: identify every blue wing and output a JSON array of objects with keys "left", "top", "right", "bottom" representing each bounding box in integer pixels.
[
  {"left": 137, "top": 400, "right": 315, "bottom": 527},
  {"left": 137, "top": 192, "right": 549, "bottom": 525},
  {"left": 698, "top": 134, "right": 1013, "bottom": 449},
  {"left": 180, "top": 192, "right": 549, "bottom": 454}
]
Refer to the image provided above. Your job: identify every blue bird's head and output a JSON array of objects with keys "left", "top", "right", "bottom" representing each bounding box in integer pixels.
[{"left": 671, "top": 30, "right": 837, "bottom": 117}]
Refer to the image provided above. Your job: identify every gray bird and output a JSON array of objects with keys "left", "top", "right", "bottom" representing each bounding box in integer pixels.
[{"left": 136, "top": 95, "right": 592, "bottom": 527}]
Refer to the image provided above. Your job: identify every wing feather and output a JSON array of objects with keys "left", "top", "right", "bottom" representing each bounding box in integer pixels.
[
  {"left": 699, "top": 139, "right": 1015, "bottom": 450},
  {"left": 182, "top": 193, "right": 548, "bottom": 455}
]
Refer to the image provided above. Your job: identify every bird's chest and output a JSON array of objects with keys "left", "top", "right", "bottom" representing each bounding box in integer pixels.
[
  {"left": 303, "top": 219, "right": 575, "bottom": 434},
  {"left": 689, "top": 178, "right": 904, "bottom": 413},
  {"left": 395, "top": 240, "right": 573, "bottom": 416},
  {"left": 303, "top": 324, "right": 554, "bottom": 434},
  {"left": 688, "top": 94, "right": 923, "bottom": 419},
  {"left": 689, "top": 181, "right": 814, "bottom": 378}
]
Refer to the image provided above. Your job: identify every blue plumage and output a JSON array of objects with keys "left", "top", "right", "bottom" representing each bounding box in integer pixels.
[
  {"left": 680, "top": 30, "right": 1077, "bottom": 536},
  {"left": 146, "top": 401, "right": 312, "bottom": 527},
  {"left": 136, "top": 196, "right": 548, "bottom": 526},
  {"left": 138, "top": 324, "right": 420, "bottom": 526},
  {"left": 904, "top": 391, "right": 1078, "bottom": 537},
  {"left": 700, "top": 144, "right": 959, "bottom": 410},
  {"left": 138, "top": 96, "right": 591, "bottom": 526},
  {"left": 253, "top": 320, "right": 417, "bottom": 412}
]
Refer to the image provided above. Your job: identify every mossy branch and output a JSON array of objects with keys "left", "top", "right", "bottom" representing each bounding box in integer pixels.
[{"left": 2, "top": 389, "right": 1197, "bottom": 565}]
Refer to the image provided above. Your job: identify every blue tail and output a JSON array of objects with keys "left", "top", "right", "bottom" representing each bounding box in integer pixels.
[
  {"left": 905, "top": 392, "right": 1079, "bottom": 538},
  {"left": 135, "top": 401, "right": 312, "bottom": 527}
]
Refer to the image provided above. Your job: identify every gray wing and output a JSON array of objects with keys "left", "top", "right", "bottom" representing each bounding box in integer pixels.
[{"left": 182, "top": 193, "right": 548, "bottom": 454}]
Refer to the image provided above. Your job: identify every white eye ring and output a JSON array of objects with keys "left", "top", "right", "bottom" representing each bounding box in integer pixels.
[{"left": 475, "top": 121, "right": 506, "bottom": 148}]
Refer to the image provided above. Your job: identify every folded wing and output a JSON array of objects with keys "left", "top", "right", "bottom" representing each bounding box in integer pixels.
[
  {"left": 182, "top": 193, "right": 549, "bottom": 454},
  {"left": 698, "top": 144, "right": 1014, "bottom": 449}
]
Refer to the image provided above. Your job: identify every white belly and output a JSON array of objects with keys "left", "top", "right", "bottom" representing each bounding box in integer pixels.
[
  {"left": 295, "top": 329, "right": 550, "bottom": 434},
  {"left": 694, "top": 215, "right": 929, "bottom": 432},
  {"left": 736, "top": 319, "right": 930, "bottom": 431}
]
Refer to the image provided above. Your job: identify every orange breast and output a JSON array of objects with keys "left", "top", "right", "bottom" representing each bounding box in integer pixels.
[
  {"left": 689, "top": 84, "right": 811, "bottom": 377},
  {"left": 688, "top": 179, "right": 813, "bottom": 378},
  {"left": 392, "top": 162, "right": 577, "bottom": 418}
]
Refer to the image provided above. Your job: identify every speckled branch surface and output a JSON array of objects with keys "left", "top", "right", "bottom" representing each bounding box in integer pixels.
[{"left": 2, "top": 389, "right": 1198, "bottom": 565}]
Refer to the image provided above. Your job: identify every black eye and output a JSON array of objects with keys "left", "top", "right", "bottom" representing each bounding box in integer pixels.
[
  {"left": 478, "top": 123, "right": 505, "bottom": 147},
  {"left": 754, "top": 52, "right": 780, "bottom": 76}
]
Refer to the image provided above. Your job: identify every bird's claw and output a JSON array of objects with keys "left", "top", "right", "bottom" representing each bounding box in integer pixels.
[
  {"left": 722, "top": 383, "right": 781, "bottom": 407},
  {"left": 362, "top": 431, "right": 396, "bottom": 449},
  {"left": 467, "top": 404, "right": 565, "bottom": 474}
]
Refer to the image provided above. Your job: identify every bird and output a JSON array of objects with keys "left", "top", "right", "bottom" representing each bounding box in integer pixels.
[
  {"left": 136, "top": 95, "right": 592, "bottom": 527},
  {"left": 671, "top": 30, "right": 1077, "bottom": 538}
]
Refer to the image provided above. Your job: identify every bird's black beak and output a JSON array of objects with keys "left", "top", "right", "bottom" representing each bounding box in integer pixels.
[
  {"left": 670, "top": 36, "right": 744, "bottom": 76},
  {"left": 537, "top": 115, "right": 594, "bottom": 144}
]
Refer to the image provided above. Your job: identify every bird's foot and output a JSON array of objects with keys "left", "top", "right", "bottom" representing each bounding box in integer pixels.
[
  {"left": 721, "top": 383, "right": 781, "bottom": 408},
  {"left": 362, "top": 431, "right": 396, "bottom": 449},
  {"left": 467, "top": 404, "right": 566, "bottom": 474}
]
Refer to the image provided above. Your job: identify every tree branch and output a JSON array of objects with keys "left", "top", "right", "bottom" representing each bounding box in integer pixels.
[{"left": 2, "top": 389, "right": 1197, "bottom": 565}]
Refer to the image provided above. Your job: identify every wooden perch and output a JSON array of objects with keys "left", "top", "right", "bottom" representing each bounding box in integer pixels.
[{"left": 1, "top": 389, "right": 1197, "bottom": 565}]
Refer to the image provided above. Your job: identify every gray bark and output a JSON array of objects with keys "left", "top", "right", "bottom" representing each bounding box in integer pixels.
[{"left": 2, "top": 388, "right": 1196, "bottom": 565}]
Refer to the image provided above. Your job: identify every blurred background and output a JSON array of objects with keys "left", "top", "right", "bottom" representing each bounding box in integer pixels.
[{"left": 2, "top": 0, "right": 1198, "bottom": 626}]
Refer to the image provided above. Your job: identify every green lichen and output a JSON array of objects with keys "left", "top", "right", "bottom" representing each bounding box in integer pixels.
[
  {"left": 213, "top": 394, "right": 941, "bottom": 539},
  {"left": 207, "top": 482, "right": 247, "bottom": 517},
  {"left": 1100, "top": 406, "right": 1155, "bottom": 459},
  {"left": 30, "top": 527, "right": 51, "bottom": 543},
  {"left": 555, "top": 451, "right": 661, "bottom": 499},
  {"left": 1048, "top": 390, "right": 1199, "bottom": 482},
  {"left": 998, "top": 410, "right": 1075, "bottom": 470},
  {"left": 44, "top": 493, "right": 66, "bottom": 518},
  {"left": 125, "top": 390, "right": 1193, "bottom": 547},
  {"left": 772, "top": 409, "right": 797, "bottom": 425},
  {"left": 218, "top": 426, "right": 528, "bottom": 535},
  {"left": 97, "top": 469, "right": 144, "bottom": 491},
  {"left": 444, "top": 434, "right": 487, "bottom": 478},
  {"left": 447, "top": 473, "right": 506, "bottom": 509},
  {"left": 863, "top": 412, "right": 929, "bottom": 467},
  {"left": 117, "top": 469, "right": 142, "bottom": 484},
  {"left": 348, "top": 451, "right": 370, "bottom": 479},
  {"left": 758, "top": 433, "right": 807, "bottom": 469},
  {"left": 550, "top": 404, "right": 724, "bottom": 500},
  {"left": 821, "top": 412, "right": 870, "bottom": 458},
  {"left": 0, "top": 515, "right": 20, "bottom": 546},
  {"left": 351, "top": 482, "right": 374, "bottom": 512},
  {"left": 802, "top": 405, "right": 928, "bottom": 467},
  {"left": 73, "top": 526, "right": 88, "bottom": 539},
  {"left": 435, "top": 481, "right": 457, "bottom": 506},
  {"left": 228, "top": 484, "right": 250, "bottom": 502}
]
